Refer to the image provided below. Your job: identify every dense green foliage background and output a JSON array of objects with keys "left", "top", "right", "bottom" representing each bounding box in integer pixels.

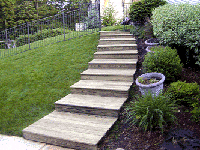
[
  {"left": 0, "top": 0, "right": 91, "bottom": 31},
  {"left": 151, "top": 3, "right": 200, "bottom": 67}
]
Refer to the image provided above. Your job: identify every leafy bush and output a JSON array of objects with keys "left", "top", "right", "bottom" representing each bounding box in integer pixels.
[
  {"left": 190, "top": 106, "right": 200, "bottom": 122},
  {"left": 16, "top": 28, "right": 66, "bottom": 47},
  {"left": 151, "top": 3, "right": 200, "bottom": 66},
  {"left": 143, "top": 46, "right": 183, "bottom": 82},
  {"left": 129, "top": 0, "right": 167, "bottom": 24},
  {"left": 125, "top": 91, "right": 177, "bottom": 133},
  {"left": 102, "top": 4, "right": 116, "bottom": 26},
  {"left": 130, "top": 22, "right": 154, "bottom": 39},
  {"left": 165, "top": 80, "right": 200, "bottom": 107}
]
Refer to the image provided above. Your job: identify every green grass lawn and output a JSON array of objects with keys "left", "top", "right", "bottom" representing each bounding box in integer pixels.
[
  {"left": 0, "top": 32, "right": 99, "bottom": 137},
  {"left": 101, "top": 25, "right": 133, "bottom": 31}
]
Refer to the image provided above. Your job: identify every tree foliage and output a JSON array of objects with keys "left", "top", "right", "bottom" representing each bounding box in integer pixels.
[
  {"left": 0, "top": 0, "right": 15, "bottom": 30},
  {"left": 0, "top": 0, "right": 62, "bottom": 31}
]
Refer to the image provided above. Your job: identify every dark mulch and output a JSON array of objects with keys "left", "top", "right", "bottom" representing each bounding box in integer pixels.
[{"left": 98, "top": 35, "right": 200, "bottom": 150}]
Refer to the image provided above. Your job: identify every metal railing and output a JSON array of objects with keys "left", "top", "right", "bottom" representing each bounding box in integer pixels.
[{"left": 0, "top": 0, "right": 101, "bottom": 58}]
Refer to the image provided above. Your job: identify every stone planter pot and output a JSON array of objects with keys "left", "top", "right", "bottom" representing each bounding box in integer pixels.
[
  {"left": 145, "top": 38, "right": 159, "bottom": 46},
  {"left": 146, "top": 45, "right": 165, "bottom": 53},
  {"left": 136, "top": 73, "right": 165, "bottom": 97}
]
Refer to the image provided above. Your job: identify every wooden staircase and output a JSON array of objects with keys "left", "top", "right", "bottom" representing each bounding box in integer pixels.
[{"left": 22, "top": 31, "right": 138, "bottom": 150}]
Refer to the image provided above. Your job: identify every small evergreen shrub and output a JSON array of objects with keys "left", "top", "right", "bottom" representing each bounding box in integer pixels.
[
  {"left": 102, "top": 4, "right": 116, "bottom": 26},
  {"left": 129, "top": 0, "right": 167, "bottom": 24},
  {"left": 143, "top": 46, "right": 183, "bottom": 82},
  {"left": 151, "top": 3, "right": 200, "bottom": 66},
  {"left": 125, "top": 91, "right": 177, "bottom": 133},
  {"left": 166, "top": 80, "right": 200, "bottom": 107}
]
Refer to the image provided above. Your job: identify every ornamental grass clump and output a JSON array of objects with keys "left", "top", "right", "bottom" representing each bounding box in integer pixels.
[
  {"left": 151, "top": 3, "right": 200, "bottom": 66},
  {"left": 143, "top": 46, "right": 183, "bottom": 82},
  {"left": 125, "top": 92, "right": 178, "bottom": 134}
]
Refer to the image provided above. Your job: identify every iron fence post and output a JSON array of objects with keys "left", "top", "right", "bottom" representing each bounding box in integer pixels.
[
  {"left": 63, "top": 12, "right": 66, "bottom": 41},
  {"left": 98, "top": 0, "right": 101, "bottom": 31},
  {"left": 123, "top": 1, "right": 125, "bottom": 31},
  {"left": 27, "top": 22, "right": 31, "bottom": 50},
  {"left": 5, "top": 29, "right": 8, "bottom": 41}
]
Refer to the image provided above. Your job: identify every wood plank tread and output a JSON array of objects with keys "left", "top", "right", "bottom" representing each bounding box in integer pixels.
[
  {"left": 89, "top": 59, "right": 137, "bottom": 64},
  {"left": 23, "top": 111, "right": 117, "bottom": 145},
  {"left": 94, "top": 50, "right": 137, "bottom": 55},
  {"left": 81, "top": 69, "right": 136, "bottom": 76},
  {"left": 99, "top": 38, "right": 136, "bottom": 41},
  {"left": 70, "top": 80, "right": 132, "bottom": 91},
  {"left": 55, "top": 94, "right": 127, "bottom": 110},
  {"left": 100, "top": 34, "right": 132, "bottom": 35},
  {"left": 97, "top": 44, "right": 137, "bottom": 47}
]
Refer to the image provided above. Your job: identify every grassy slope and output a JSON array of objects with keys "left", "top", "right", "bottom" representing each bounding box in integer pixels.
[
  {"left": 0, "top": 30, "right": 97, "bottom": 58},
  {"left": 0, "top": 32, "right": 99, "bottom": 136}
]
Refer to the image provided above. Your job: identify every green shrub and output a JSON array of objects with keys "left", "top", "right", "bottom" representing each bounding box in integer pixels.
[
  {"left": 125, "top": 91, "right": 177, "bottom": 133},
  {"left": 190, "top": 106, "right": 200, "bottom": 122},
  {"left": 166, "top": 80, "right": 200, "bottom": 107},
  {"left": 129, "top": 0, "right": 167, "bottom": 24},
  {"left": 102, "top": 4, "right": 117, "bottom": 26},
  {"left": 130, "top": 22, "right": 154, "bottom": 39},
  {"left": 16, "top": 28, "right": 66, "bottom": 47},
  {"left": 151, "top": 3, "right": 200, "bottom": 66},
  {"left": 143, "top": 46, "right": 183, "bottom": 82}
]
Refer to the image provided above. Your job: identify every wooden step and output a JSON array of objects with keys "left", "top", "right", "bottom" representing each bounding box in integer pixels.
[
  {"left": 99, "top": 38, "right": 136, "bottom": 45},
  {"left": 55, "top": 94, "right": 127, "bottom": 117},
  {"left": 97, "top": 44, "right": 137, "bottom": 51},
  {"left": 88, "top": 59, "right": 137, "bottom": 69},
  {"left": 94, "top": 50, "right": 138, "bottom": 59},
  {"left": 23, "top": 111, "right": 117, "bottom": 150},
  {"left": 70, "top": 80, "right": 132, "bottom": 98},
  {"left": 81, "top": 69, "right": 135, "bottom": 82},
  {"left": 99, "top": 31, "right": 130, "bottom": 36},
  {"left": 100, "top": 34, "right": 133, "bottom": 39}
]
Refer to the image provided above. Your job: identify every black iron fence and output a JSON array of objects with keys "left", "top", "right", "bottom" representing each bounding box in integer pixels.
[
  {"left": 0, "top": 0, "right": 101, "bottom": 58},
  {"left": 122, "top": 1, "right": 133, "bottom": 30}
]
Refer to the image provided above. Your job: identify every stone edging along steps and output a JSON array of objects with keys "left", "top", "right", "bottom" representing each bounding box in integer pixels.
[{"left": 22, "top": 31, "right": 138, "bottom": 150}]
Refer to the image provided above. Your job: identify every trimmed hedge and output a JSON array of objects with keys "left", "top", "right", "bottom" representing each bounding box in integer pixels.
[
  {"left": 143, "top": 46, "right": 183, "bottom": 82},
  {"left": 129, "top": 0, "right": 167, "bottom": 24},
  {"left": 151, "top": 3, "right": 200, "bottom": 67},
  {"left": 165, "top": 80, "right": 200, "bottom": 107},
  {"left": 16, "top": 28, "right": 67, "bottom": 47}
]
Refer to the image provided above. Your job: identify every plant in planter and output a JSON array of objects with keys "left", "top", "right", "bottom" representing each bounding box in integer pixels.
[
  {"left": 136, "top": 72, "right": 165, "bottom": 97},
  {"left": 137, "top": 76, "right": 160, "bottom": 84}
]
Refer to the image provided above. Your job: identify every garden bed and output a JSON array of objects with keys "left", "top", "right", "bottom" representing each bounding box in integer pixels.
[{"left": 98, "top": 29, "right": 200, "bottom": 150}]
